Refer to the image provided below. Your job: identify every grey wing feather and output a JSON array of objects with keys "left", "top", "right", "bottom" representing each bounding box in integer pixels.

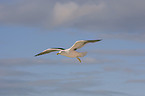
[
  {"left": 69, "top": 39, "right": 101, "bottom": 51},
  {"left": 35, "top": 48, "right": 64, "bottom": 56}
]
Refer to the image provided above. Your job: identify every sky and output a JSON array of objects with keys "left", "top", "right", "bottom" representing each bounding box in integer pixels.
[{"left": 0, "top": 0, "right": 145, "bottom": 96}]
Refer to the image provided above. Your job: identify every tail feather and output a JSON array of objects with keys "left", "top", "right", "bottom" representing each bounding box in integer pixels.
[{"left": 79, "top": 52, "right": 87, "bottom": 57}]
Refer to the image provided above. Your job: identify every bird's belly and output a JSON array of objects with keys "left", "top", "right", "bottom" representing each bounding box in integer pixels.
[{"left": 61, "top": 51, "right": 79, "bottom": 58}]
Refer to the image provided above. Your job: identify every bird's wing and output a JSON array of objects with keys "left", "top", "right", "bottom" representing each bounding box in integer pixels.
[
  {"left": 69, "top": 39, "right": 101, "bottom": 51},
  {"left": 35, "top": 48, "right": 65, "bottom": 56}
]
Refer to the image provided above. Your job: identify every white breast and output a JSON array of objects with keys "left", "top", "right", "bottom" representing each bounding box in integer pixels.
[{"left": 61, "top": 50, "right": 80, "bottom": 58}]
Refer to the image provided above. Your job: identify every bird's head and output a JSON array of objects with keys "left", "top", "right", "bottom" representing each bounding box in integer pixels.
[
  {"left": 57, "top": 52, "right": 60, "bottom": 55},
  {"left": 56, "top": 50, "right": 64, "bottom": 55}
]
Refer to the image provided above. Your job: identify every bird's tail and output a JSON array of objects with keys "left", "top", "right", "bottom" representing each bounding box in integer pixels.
[{"left": 79, "top": 52, "right": 87, "bottom": 57}]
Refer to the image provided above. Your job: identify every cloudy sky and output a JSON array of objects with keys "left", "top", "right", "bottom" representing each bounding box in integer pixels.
[{"left": 0, "top": 0, "right": 145, "bottom": 96}]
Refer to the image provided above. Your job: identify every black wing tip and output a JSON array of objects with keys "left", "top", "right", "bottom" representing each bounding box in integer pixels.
[
  {"left": 86, "top": 39, "right": 102, "bottom": 41},
  {"left": 97, "top": 39, "right": 102, "bottom": 41},
  {"left": 35, "top": 53, "right": 41, "bottom": 57},
  {"left": 51, "top": 48, "right": 65, "bottom": 50},
  {"left": 86, "top": 39, "right": 102, "bottom": 42},
  {"left": 34, "top": 54, "right": 39, "bottom": 57}
]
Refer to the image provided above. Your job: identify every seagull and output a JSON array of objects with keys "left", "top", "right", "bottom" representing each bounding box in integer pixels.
[{"left": 35, "top": 39, "right": 101, "bottom": 63}]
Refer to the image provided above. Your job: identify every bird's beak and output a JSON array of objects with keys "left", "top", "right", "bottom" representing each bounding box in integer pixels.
[{"left": 57, "top": 53, "right": 60, "bottom": 55}]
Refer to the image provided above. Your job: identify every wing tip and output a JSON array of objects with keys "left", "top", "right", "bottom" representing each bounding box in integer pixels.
[
  {"left": 35, "top": 53, "right": 42, "bottom": 57},
  {"left": 51, "top": 48, "right": 65, "bottom": 50},
  {"left": 34, "top": 54, "right": 39, "bottom": 57},
  {"left": 97, "top": 39, "right": 102, "bottom": 41},
  {"left": 86, "top": 39, "right": 102, "bottom": 42}
]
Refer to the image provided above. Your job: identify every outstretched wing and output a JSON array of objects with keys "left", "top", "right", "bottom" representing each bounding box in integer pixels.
[
  {"left": 35, "top": 48, "right": 65, "bottom": 56},
  {"left": 69, "top": 39, "right": 101, "bottom": 51}
]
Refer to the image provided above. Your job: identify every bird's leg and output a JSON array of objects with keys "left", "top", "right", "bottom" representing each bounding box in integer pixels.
[{"left": 76, "top": 57, "right": 81, "bottom": 63}]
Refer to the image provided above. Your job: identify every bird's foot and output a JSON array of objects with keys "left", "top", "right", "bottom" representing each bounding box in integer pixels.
[{"left": 76, "top": 57, "right": 81, "bottom": 63}]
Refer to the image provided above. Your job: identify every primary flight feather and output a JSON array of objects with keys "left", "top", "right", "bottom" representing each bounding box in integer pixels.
[{"left": 35, "top": 39, "right": 101, "bottom": 63}]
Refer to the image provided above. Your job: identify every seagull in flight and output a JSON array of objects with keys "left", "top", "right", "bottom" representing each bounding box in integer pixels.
[{"left": 35, "top": 39, "right": 101, "bottom": 63}]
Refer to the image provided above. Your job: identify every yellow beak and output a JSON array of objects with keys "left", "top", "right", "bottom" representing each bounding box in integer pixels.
[{"left": 57, "top": 53, "right": 60, "bottom": 55}]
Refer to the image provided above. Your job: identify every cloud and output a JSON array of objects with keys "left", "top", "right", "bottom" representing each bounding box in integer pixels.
[
  {"left": 103, "top": 66, "right": 144, "bottom": 75},
  {"left": 61, "top": 57, "right": 122, "bottom": 64},
  {"left": 49, "top": 88, "right": 128, "bottom": 96},
  {"left": 0, "top": 78, "right": 37, "bottom": 96},
  {"left": 126, "top": 79, "right": 145, "bottom": 84},
  {"left": 69, "top": 70, "right": 100, "bottom": 76},
  {"left": 84, "top": 57, "right": 122, "bottom": 64},
  {"left": 99, "top": 33, "right": 145, "bottom": 42},
  {"left": 27, "top": 76, "right": 128, "bottom": 96},
  {"left": 92, "top": 49, "right": 145, "bottom": 56},
  {"left": 0, "top": 69, "right": 35, "bottom": 77},
  {"left": 0, "top": 0, "right": 145, "bottom": 34},
  {"left": 0, "top": 69, "right": 102, "bottom": 96},
  {"left": 0, "top": 56, "right": 123, "bottom": 68},
  {"left": 0, "top": 58, "right": 58, "bottom": 67},
  {"left": 0, "top": 0, "right": 53, "bottom": 26},
  {"left": 52, "top": 2, "right": 104, "bottom": 27},
  {"left": 0, "top": 57, "right": 133, "bottom": 96},
  {"left": 1, "top": 78, "right": 126, "bottom": 96}
]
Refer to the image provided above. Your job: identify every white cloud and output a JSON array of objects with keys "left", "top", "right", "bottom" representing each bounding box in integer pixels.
[
  {"left": 0, "top": 58, "right": 58, "bottom": 67},
  {"left": 0, "top": 78, "right": 37, "bottom": 96},
  {"left": 61, "top": 57, "right": 121, "bottom": 64},
  {"left": 0, "top": 69, "right": 34, "bottom": 77},
  {"left": 99, "top": 33, "right": 145, "bottom": 42},
  {"left": 0, "top": 0, "right": 145, "bottom": 41},
  {"left": 126, "top": 79, "right": 145, "bottom": 84},
  {"left": 92, "top": 49, "right": 145, "bottom": 56},
  {"left": 52, "top": 2, "right": 105, "bottom": 26},
  {"left": 52, "top": 2, "right": 78, "bottom": 26}
]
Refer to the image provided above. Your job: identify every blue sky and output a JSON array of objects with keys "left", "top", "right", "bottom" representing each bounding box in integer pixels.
[{"left": 0, "top": 0, "right": 145, "bottom": 96}]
